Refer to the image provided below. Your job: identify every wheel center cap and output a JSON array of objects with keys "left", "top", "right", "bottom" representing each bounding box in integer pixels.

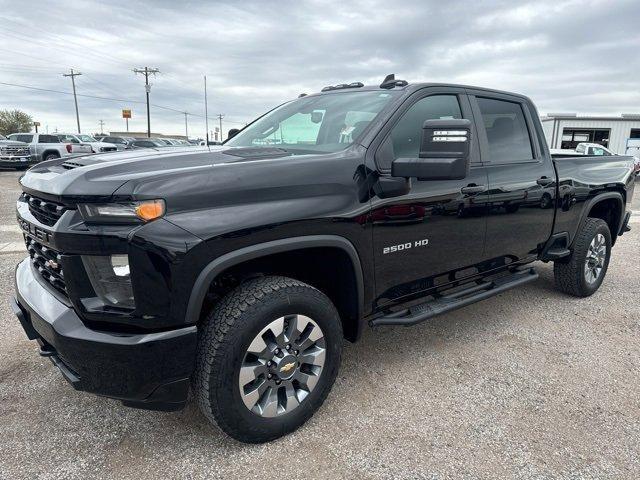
[{"left": 272, "top": 354, "right": 298, "bottom": 379}]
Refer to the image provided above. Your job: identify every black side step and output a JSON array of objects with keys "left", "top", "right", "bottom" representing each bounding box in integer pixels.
[
  {"left": 540, "top": 232, "right": 571, "bottom": 262},
  {"left": 370, "top": 268, "right": 538, "bottom": 327},
  {"left": 543, "top": 248, "right": 571, "bottom": 260}
]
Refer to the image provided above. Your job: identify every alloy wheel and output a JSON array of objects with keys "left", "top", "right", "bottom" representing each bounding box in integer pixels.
[
  {"left": 239, "top": 314, "right": 326, "bottom": 417},
  {"left": 584, "top": 233, "right": 607, "bottom": 284}
]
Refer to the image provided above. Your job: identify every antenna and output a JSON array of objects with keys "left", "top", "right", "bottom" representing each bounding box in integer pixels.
[{"left": 380, "top": 73, "right": 408, "bottom": 89}]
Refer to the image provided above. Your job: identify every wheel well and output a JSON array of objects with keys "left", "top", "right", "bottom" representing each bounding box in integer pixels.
[
  {"left": 43, "top": 150, "right": 60, "bottom": 159},
  {"left": 587, "top": 198, "right": 621, "bottom": 244},
  {"left": 202, "top": 247, "right": 361, "bottom": 342}
]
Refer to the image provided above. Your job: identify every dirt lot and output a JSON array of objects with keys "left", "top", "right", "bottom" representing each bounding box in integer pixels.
[{"left": 0, "top": 170, "right": 638, "bottom": 479}]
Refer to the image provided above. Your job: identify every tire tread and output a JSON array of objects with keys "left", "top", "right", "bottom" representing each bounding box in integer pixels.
[
  {"left": 193, "top": 275, "right": 340, "bottom": 442},
  {"left": 554, "top": 217, "right": 610, "bottom": 297}
]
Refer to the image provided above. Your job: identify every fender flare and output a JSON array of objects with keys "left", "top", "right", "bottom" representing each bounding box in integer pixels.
[
  {"left": 185, "top": 235, "right": 365, "bottom": 326},
  {"left": 574, "top": 191, "right": 624, "bottom": 245}
]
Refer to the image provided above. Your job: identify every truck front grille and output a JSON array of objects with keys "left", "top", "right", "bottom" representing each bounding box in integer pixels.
[
  {"left": 0, "top": 145, "right": 30, "bottom": 156},
  {"left": 25, "top": 235, "right": 67, "bottom": 296},
  {"left": 22, "top": 193, "right": 67, "bottom": 227}
]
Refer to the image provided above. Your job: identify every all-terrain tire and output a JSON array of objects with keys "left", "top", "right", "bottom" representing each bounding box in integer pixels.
[
  {"left": 193, "top": 275, "right": 343, "bottom": 443},
  {"left": 554, "top": 218, "right": 611, "bottom": 297}
]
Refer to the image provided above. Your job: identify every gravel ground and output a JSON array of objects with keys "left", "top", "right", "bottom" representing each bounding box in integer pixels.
[{"left": 0, "top": 170, "right": 638, "bottom": 479}]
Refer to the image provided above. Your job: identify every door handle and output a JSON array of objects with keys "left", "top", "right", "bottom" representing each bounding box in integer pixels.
[
  {"left": 537, "top": 177, "right": 553, "bottom": 186},
  {"left": 460, "top": 184, "right": 487, "bottom": 194}
]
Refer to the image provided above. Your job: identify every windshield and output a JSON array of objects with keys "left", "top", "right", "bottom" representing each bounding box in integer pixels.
[
  {"left": 226, "top": 90, "right": 399, "bottom": 154},
  {"left": 77, "top": 135, "right": 96, "bottom": 142}
]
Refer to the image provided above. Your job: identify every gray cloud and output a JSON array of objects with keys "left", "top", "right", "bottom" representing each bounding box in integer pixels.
[{"left": 0, "top": 0, "right": 638, "bottom": 137}]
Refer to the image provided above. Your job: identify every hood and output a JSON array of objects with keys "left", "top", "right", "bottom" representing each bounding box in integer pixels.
[
  {"left": 19, "top": 146, "right": 293, "bottom": 199},
  {"left": 0, "top": 139, "right": 27, "bottom": 146}
]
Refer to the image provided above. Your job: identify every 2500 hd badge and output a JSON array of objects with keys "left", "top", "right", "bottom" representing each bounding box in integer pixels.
[{"left": 383, "top": 239, "right": 429, "bottom": 254}]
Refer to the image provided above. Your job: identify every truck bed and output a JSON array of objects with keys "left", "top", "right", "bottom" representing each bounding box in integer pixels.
[{"left": 551, "top": 154, "right": 636, "bottom": 242}]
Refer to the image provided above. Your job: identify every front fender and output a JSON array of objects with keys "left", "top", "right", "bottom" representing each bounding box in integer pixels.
[{"left": 184, "top": 235, "right": 365, "bottom": 327}]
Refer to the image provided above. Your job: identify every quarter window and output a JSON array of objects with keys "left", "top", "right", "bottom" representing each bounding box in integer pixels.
[{"left": 477, "top": 97, "right": 533, "bottom": 163}]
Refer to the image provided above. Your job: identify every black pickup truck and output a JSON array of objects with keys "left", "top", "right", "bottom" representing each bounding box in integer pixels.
[{"left": 11, "top": 75, "right": 635, "bottom": 443}]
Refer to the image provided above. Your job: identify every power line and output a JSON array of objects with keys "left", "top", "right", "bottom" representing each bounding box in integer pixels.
[
  {"left": 133, "top": 67, "right": 160, "bottom": 138},
  {"left": 0, "top": 81, "right": 183, "bottom": 114},
  {"left": 0, "top": 80, "right": 250, "bottom": 131},
  {"left": 62, "top": 69, "right": 82, "bottom": 133}
]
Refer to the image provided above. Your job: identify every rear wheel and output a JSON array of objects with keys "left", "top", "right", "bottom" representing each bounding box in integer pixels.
[
  {"left": 554, "top": 218, "right": 611, "bottom": 297},
  {"left": 194, "top": 275, "right": 343, "bottom": 443},
  {"left": 43, "top": 152, "right": 59, "bottom": 161}
]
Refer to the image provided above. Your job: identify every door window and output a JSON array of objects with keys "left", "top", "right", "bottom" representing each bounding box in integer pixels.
[
  {"left": 379, "top": 95, "right": 462, "bottom": 170},
  {"left": 38, "top": 135, "right": 60, "bottom": 143},
  {"left": 11, "top": 134, "right": 33, "bottom": 143},
  {"left": 476, "top": 97, "right": 533, "bottom": 163}
]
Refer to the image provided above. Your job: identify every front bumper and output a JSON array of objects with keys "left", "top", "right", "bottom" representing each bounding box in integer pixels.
[
  {"left": 12, "top": 258, "right": 197, "bottom": 411},
  {"left": 0, "top": 156, "right": 38, "bottom": 168}
]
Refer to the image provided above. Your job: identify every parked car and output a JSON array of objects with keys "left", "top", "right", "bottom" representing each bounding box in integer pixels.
[
  {"left": 11, "top": 77, "right": 636, "bottom": 444},
  {"left": 0, "top": 134, "right": 35, "bottom": 169},
  {"left": 7, "top": 133, "right": 91, "bottom": 161},
  {"left": 575, "top": 142, "right": 616, "bottom": 156},
  {"left": 131, "top": 139, "right": 165, "bottom": 148},
  {"left": 98, "top": 135, "right": 137, "bottom": 151},
  {"left": 151, "top": 138, "right": 183, "bottom": 146},
  {"left": 57, "top": 133, "right": 118, "bottom": 154}
]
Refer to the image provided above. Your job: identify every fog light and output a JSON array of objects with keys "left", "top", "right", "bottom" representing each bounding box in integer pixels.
[{"left": 82, "top": 254, "right": 135, "bottom": 309}]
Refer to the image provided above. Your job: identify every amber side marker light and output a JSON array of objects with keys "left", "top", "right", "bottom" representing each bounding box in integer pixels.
[{"left": 135, "top": 199, "right": 166, "bottom": 221}]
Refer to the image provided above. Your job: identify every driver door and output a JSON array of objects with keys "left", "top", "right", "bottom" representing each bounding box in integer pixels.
[{"left": 369, "top": 89, "right": 489, "bottom": 308}]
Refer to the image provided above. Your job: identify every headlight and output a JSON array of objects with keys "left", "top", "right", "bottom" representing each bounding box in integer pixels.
[
  {"left": 81, "top": 254, "right": 134, "bottom": 309},
  {"left": 78, "top": 199, "right": 165, "bottom": 223}
]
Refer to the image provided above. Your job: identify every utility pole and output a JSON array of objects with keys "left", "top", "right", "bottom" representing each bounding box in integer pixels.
[
  {"left": 204, "top": 76, "right": 209, "bottom": 144},
  {"left": 98, "top": 119, "right": 105, "bottom": 134},
  {"left": 184, "top": 112, "right": 188, "bottom": 139},
  {"left": 133, "top": 67, "right": 159, "bottom": 138},
  {"left": 217, "top": 114, "right": 225, "bottom": 142},
  {"left": 63, "top": 69, "right": 82, "bottom": 133}
]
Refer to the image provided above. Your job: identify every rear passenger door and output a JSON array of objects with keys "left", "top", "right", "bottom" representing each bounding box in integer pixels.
[{"left": 468, "top": 92, "right": 556, "bottom": 263}]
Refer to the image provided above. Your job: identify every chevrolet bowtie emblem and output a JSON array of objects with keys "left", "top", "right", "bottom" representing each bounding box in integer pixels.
[{"left": 279, "top": 362, "right": 296, "bottom": 373}]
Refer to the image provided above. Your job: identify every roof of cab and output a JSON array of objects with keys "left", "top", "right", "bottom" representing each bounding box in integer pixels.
[{"left": 314, "top": 76, "right": 530, "bottom": 101}]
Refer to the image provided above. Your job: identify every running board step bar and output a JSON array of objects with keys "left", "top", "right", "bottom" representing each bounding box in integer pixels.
[{"left": 370, "top": 268, "right": 538, "bottom": 327}]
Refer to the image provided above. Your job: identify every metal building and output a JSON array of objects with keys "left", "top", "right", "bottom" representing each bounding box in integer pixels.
[{"left": 541, "top": 113, "right": 640, "bottom": 154}]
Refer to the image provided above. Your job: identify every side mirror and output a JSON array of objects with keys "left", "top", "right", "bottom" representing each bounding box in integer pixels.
[
  {"left": 310, "top": 111, "right": 324, "bottom": 124},
  {"left": 228, "top": 128, "right": 240, "bottom": 139},
  {"left": 392, "top": 118, "right": 471, "bottom": 181}
]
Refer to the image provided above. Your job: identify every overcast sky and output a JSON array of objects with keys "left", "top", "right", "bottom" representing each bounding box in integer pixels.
[{"left": 1, "top": 0, "right": 638, "bottom": 138}]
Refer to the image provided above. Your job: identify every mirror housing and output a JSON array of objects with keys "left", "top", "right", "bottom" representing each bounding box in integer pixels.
[
  {"left": 392, "top": 118, "right": 471, "bottom": 181},
  {"left": 227, "top": 128, "right": 240, "bottom": 139}
]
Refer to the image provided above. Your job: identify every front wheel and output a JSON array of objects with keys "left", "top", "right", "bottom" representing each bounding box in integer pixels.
[
  {"left": 554, "top": 218, "right": 611, "bottom": 297},
  {"left": 193, "top": 275, "right": 343, "bottom": 443}
]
